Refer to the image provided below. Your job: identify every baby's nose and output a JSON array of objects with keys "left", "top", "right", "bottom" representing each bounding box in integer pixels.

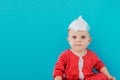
[{"left": 76, "top": 38, "right": 82, "bottom": 42}]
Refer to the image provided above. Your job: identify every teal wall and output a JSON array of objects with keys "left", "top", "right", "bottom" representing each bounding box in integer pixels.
[{"left": 0, "top": 0, "right": 119, "bottom": 80}]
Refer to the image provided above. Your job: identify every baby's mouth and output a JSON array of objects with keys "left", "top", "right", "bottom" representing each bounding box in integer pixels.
[{"left": 76, "top": 44, "right": 82, "bottom": 46}]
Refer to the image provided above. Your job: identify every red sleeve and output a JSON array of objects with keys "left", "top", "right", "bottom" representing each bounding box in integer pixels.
[
  {"left": 93, "top": 54, "right": 105, "bottom": 72},
  {"left": 53, "top": 51, "right": 67, "bottom": 78}
]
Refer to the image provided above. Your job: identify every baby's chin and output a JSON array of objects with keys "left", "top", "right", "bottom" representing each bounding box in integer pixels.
[{"left": 74, "top": 48, "right": 84, "bottom": 52}]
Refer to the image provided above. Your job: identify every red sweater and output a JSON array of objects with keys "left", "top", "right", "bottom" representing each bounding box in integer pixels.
[{"left": 53, "top": 49, "right": 105, "bottom": 80}]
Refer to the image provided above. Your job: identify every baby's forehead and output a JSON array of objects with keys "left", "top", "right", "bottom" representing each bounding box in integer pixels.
[
  {"left": 68, "top": 29, "right": 88, "bottom": 33},
  {"left": 68, "top": 29, "right": 90, "bottom": 36}
]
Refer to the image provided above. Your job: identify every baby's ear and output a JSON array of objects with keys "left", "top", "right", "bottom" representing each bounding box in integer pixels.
[
  {"left": 89, "top": 37, "right": 92, "bottom": 42},
  {"left": 67, "top": 37, "right": 69, "bottom": 42}
]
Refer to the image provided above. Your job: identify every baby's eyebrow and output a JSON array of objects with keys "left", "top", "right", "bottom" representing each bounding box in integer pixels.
[{"left": 72, "top": 35, "right": 76, "bottom": 37}]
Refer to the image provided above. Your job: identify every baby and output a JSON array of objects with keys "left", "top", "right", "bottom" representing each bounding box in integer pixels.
[{"left": 53, "top": 16, "right": 115, "bottom": 80}]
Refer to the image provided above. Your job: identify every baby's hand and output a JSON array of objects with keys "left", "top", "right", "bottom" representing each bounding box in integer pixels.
[{"left": 107, "top": 75, "right": 115, "bottom": 80}]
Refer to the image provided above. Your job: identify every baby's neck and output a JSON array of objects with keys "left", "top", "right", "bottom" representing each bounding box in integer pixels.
[{"left": 70, "top": 49, "right": 87, "bottom": 56}]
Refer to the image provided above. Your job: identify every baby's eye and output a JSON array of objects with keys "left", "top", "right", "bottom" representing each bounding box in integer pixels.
[
  {"left": 81, "top": 36, "right": 86, "bottom": 39},
  {"left": 72, "top": 36, "right": 77, "bottom": 39}
]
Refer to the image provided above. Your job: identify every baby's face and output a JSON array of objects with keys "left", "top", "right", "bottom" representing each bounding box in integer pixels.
[{"left": 67, "top": 29, "right": 91, "bottom": 53}]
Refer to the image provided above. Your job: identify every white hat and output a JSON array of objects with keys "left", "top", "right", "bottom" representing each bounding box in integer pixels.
[{"left": 68, "top": 16, "right": 90, "bottom": 31}]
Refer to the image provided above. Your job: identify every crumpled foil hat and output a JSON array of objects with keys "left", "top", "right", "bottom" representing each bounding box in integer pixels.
[{"left": 68, "top": 16, "right": 90, "bottom": 31}]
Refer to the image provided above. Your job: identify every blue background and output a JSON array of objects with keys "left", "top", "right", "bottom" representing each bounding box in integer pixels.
[{"left": 0, "top": 0, "right": 119, "bottom": 80}]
